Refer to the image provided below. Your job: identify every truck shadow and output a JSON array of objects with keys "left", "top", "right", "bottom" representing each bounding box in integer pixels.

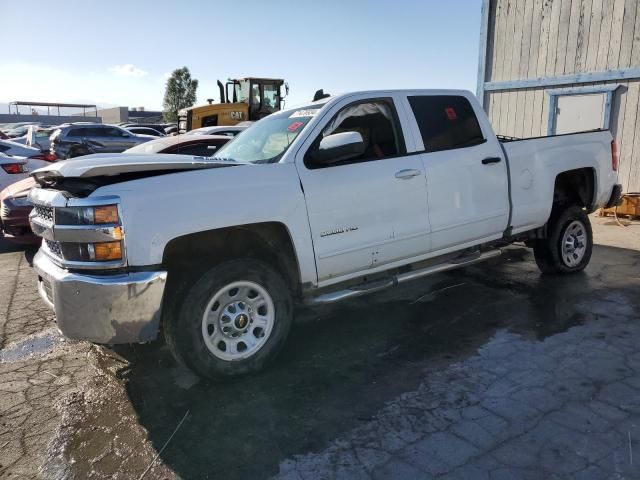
[{"left": 113, "top": 244, "right": 640, "bottom": 479}]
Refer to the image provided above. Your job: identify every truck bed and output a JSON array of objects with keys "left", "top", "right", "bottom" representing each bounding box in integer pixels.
[{"left": 500, "top": 129, "right": 615, "bottom": 235}]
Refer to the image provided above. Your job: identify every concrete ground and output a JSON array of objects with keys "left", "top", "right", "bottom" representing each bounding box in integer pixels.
[{"left": 0, "top": 216, "right": 639, "bottom": 479}]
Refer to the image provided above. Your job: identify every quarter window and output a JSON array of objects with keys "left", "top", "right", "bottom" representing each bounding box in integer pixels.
[
  {"left": 85, "top": 127, "right": 108, "bottom": 137},
  {"left": 67, "top": 128, "right": 86, "bottom": 137},
  {"left": 104, "top": 127, "right": 126, "bottom": 137},
  {"left": 408, "top": 95, "right": 485, "bottom": 152}
]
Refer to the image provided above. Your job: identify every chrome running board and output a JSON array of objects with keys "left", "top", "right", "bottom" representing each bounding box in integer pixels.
[{"left": 306, "top": 249, "right": 501, "bottom": 305}]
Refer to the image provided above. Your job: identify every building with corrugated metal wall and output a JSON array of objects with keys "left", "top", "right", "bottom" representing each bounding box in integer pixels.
[{"left": 477, "top": 0, "right": 640, "bottom": 193}]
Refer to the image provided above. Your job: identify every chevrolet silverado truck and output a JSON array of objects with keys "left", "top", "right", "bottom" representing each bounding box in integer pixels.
[{"left": 28, "top": 90, "right": 622, "bottom": 379}]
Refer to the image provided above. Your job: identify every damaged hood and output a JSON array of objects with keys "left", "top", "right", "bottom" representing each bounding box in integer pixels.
[{"left": 31, "top": 153, "right": 240, "bottom": 181}]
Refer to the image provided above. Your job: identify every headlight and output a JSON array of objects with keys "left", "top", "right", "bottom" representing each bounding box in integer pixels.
[
  {"left": 56, "top": 205, "right": 119, "bottom": 225},
  {"left": 59, "top": 240, "right": 123, "bottom": 262}
]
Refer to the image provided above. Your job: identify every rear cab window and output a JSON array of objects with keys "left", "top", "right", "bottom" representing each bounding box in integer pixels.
[{"left": 407, "top": 95, "right": 485, "bottom": 152}]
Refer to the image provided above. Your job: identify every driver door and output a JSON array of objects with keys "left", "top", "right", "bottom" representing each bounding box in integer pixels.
[{"left": 296, "top": 96, "right": 431, "bottom": 284}]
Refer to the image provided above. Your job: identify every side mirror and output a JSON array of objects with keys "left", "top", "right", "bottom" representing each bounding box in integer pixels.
[{"left": 310, "top": 131, "right": 365, "bottom": 165}]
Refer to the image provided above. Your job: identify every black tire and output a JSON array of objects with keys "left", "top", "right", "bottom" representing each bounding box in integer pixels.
[
  {"left": 533, "top": 205, "right": 593, "bottom": 274},
  {"left": 165, "top": 259, "right": 293, "bottom": 380}
]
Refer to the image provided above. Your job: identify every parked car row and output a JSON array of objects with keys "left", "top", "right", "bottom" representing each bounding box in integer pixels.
[
  {"left": 0, "top": 129, "right": 235, "bottom": 243},
  {"left": 49, "top": 123, "right": 155, "bottom": 158}
]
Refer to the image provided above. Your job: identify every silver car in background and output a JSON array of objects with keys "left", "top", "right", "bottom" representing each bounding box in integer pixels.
[
  {"left": 183, "top": 124, "right": 250, "bottom": 137},
  {"left": 50, "top": 123, "right": 154, "bottom": 159}
]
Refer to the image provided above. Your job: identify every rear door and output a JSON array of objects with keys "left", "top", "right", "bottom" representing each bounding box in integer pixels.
[
  {"left": 401, "top": 93, "right": 509, "bottom": 252},
  {"left": 83, "top": 126, "right": 112, "bottom": 153},
  {"left": 104, "top": 126, "right": 137, "bottom": 151},
  {"left": 296, "top": 94, "right": 431, "bottom": 284}
]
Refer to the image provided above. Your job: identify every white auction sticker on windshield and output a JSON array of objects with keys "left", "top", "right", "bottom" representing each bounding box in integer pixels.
[{"left": 290, "top": 109, "right": 318, "bottom": 118}]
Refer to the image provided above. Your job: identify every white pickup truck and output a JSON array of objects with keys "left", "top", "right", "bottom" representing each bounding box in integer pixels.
[{"left": 28, "top": 89, "right": 621, "bottom": 379}]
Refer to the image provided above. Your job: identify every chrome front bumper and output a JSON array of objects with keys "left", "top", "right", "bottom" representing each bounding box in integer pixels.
[{"left": 33, "top": 249, "right": 167, "bottom": 344}]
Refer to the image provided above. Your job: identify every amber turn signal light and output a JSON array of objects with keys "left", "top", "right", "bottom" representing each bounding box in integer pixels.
[
  {"left": 94, "top": 241, "right": 122, "bottom": 261},
  {"left": 94, "top": 205, "right": 119, "bottom": 224}
]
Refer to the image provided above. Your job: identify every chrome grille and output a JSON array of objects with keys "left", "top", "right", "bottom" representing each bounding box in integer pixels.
[
  {"left": 45, "top": 239, "right": 63, "bottom": 258},
  {"left": 34, "top": 204, "right": 54, "bottom": 223},
  {"left": 0, "top": 201, "right": 8, "bottom": 219}
]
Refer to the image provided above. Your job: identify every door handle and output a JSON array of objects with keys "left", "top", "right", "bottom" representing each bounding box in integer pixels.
[
  {"left": 395, "top": 169, "right": 422, "bottom": 179},
  {"left": 482, "top": 157, "right": 502, "bottom": 165}
]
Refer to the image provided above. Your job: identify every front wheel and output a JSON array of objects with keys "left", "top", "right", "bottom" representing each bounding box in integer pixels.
[
  {"left": 533, "top": 205, "right": 593, "bottom": 274},
  {"left": 165, "top": 259, "right": 293, "bottom": 379}
]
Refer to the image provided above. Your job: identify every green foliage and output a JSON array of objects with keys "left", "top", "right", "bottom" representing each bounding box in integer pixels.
[{"left": 163, "top": 67, "right": 198, "bottom": 122}]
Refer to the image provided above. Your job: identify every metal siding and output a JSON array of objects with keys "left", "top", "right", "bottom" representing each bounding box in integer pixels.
[
  {"left": 607, "top": 0, "right": 626, "bottom": 68},
  {"left": 483, "top": 0, "right": 640, "bottom": 191},
  {"left": 618, "top": 0, "right": 638, "bottom": 68},
  {"left": 545, "top": 0, "right": 563, "bottom": 76},
  {"left": 595, "top": 0, "right": 615, "bottom": 70},
  {"left": 556, "top": 0, "right": 574, "bottom": 75},
  {"left": 625, "top": 82, "right": 640, "bottom": 191},
  {"left": 564, "top": 0, "right": 582, "bottom": 74},
  {"left": 585, "top": 0, "right": 603, "bottom": 71},
  {"left": 575, "top": 0, "right": 594, "bottom": 72}
]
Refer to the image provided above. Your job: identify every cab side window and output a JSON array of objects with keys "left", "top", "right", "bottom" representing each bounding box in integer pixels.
[
  {"left": 305, "top": 99, "right": 403, "bottom": 168},
  {"left": 408, "top": 95, "right": 485, "bottom": 152}
]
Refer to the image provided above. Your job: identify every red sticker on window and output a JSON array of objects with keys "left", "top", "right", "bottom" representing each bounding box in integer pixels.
[
  {"left": 445, "top": 107, "right": 457, "bottom": 120},
  {"left": 288, "top": 121, "right": 304, "bottom": 132}
]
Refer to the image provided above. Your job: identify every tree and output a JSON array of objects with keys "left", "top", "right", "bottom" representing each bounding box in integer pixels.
[{"left": 162, "top": 67, "right": 198, "bottom": 122}]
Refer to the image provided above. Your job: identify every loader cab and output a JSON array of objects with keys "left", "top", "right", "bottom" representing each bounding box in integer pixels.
[
  {"left": 225, "top": 78, "right": 287, "bottom": 121},
  {"left": 178, "top": 77, "right": 288, "bottom": 133}
]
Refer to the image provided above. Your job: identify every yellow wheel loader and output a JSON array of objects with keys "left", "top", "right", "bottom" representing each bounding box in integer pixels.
[{"left": 178, "top": 77, "right": 288, "bottom": 133}]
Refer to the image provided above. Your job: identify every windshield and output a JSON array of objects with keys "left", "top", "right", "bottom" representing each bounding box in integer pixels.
[{"left": 212, "top": 106, "right": 321, "bottom": 163}]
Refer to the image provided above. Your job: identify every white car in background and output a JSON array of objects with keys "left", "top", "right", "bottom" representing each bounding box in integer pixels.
[
  {"left": 184, "top": 125, "right": 249, "bottom": 137},
  {"left": 10, "top": 126, "right": 56, "bottom": 152},
  {"left": 125, "top": 126, "right": 166, "bottom": 137},
  {"left": 0, "top": 139, "right": 41, "bottom": 158},
  {"left": 0, "top": 140, "right": 56, "bottom": 191},
  {"left": 0, "top": 153, "right": 29, "bottom": 192}
]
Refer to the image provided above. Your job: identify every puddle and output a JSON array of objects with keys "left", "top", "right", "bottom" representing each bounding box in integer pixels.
[{"left": 0, "top": 329, "right": 64, "bottom": 362}]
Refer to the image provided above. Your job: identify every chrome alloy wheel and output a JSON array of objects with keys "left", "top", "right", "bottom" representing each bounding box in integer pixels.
[
  {"left": 561, "top": 220, "right": 587, "bottom": 267},
  {"left": 201, "top": 281, "right": 275, "bottom": 361}
]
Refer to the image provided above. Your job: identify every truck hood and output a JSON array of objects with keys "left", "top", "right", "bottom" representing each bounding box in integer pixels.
[
  {"left": 30, "top": 153, "right": 243, "bottom": 197},
  {"left": 31, "top": 153, "right": 239, "bottom": 180},
  {"left": 33, "top": 153, "right": 240, "bottom": 179}
]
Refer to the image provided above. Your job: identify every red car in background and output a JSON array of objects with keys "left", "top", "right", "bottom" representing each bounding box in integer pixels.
[
  {"left": 0, "top": 134, "right": 233, "bottom": 244},
  {"left": 0, "top": 177, "right": 38, "bottom": 244}
]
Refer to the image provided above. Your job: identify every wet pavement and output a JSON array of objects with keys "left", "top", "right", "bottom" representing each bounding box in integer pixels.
[{"left": 0, "top": 217, "right": 639, "bottom": 479}]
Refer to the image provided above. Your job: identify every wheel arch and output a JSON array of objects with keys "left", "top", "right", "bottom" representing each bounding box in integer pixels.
[
  {"left": 552, "top": 167, "right": 596, "bottom": 211},
  {"left": 162, "top": 221, "right": 302, "bottom": 296}
]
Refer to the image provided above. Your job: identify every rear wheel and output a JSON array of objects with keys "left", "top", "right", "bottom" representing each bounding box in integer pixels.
[
  {"left": 165, "top": 259, "right": 292, "bottom": 379},
  {"left": 533, "top": 205, "right": 593, "bottom": 274}
]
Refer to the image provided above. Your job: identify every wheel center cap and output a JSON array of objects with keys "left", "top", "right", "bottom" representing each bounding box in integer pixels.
[{"left": 234, "top": 313, "right": 249, "bottom": 330}]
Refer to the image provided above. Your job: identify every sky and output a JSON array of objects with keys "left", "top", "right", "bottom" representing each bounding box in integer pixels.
[{"left": 0, "top": 0, "right": 483, "bottom": 112}]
